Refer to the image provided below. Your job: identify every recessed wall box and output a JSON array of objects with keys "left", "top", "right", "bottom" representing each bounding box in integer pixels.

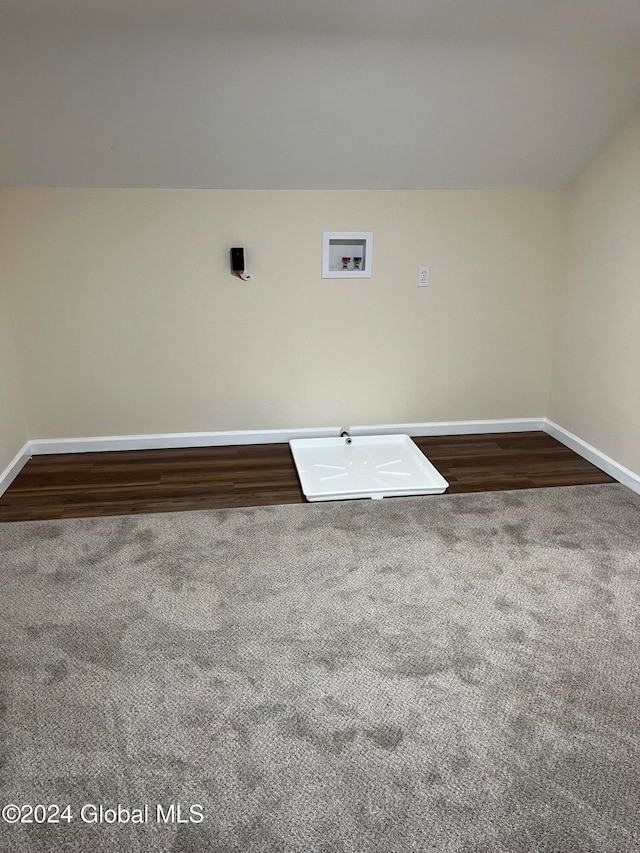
[
  {"left": 322, "top": 232, "right": 373, "bottom": 279},
  {"left": 230, "top": 247, "right": 245, "bottom": 274}
]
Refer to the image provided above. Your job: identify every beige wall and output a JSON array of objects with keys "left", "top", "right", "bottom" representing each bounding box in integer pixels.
[
  {"left": 0, "top": 276, "right": 27, "bottom": 473},
  {"left": 548, "top": 111, "right": 640, "bottom": 475},
  {"left": 0, "top": 189, "right": 566, "bottom": 439}
]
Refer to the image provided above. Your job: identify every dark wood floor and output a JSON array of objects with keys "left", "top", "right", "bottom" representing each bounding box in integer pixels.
[{"left": 0, "top": 432, "right": 614, "bottom": 522}]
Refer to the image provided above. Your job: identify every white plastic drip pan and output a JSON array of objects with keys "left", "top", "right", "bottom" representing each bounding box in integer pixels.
[{"left": 289, "top": 434, "right": 449, "bottom": 502}]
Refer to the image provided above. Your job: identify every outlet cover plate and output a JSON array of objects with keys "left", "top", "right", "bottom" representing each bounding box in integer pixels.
[{"left": 418, "top": 266, "right": 430, "bottom": 287}]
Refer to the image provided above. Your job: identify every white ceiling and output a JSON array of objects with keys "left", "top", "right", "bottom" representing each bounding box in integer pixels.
[{"left": 1, "top": 0, "right": 639, "bottom": 188}]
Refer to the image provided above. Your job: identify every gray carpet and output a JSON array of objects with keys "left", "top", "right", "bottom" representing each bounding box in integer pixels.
[{"left": 1, "top": 484, "right": 639, "bottom": 853}]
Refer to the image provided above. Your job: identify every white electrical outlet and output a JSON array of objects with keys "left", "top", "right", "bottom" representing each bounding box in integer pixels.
[{"left": 418, "top": 266, "right": 430, "bottom": 287}]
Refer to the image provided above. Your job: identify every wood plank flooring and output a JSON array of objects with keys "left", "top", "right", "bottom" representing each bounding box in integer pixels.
[{"left": 0, "top": 432, "right": 614, "bottom": 522}]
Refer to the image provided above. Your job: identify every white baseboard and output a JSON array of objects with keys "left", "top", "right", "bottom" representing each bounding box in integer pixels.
[
  {"left": 544, "top": 420, "right": 640, "bottom": 496},
  {"left": 0, "top": 442, "right": 32, "bottom": 499},
  {"left": 29, "top": 418, "right": 545, "bottom": 456},
  {"left": 350, "top": 418, "right": 545, "bottom": 437},
  {"left": 29, "top": 426, "right": 342, "bottom": 455}
]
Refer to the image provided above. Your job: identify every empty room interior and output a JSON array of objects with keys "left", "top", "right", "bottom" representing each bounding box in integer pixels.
[{"left": 1, "top": 1, "right": 639, "bottom": 851}]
